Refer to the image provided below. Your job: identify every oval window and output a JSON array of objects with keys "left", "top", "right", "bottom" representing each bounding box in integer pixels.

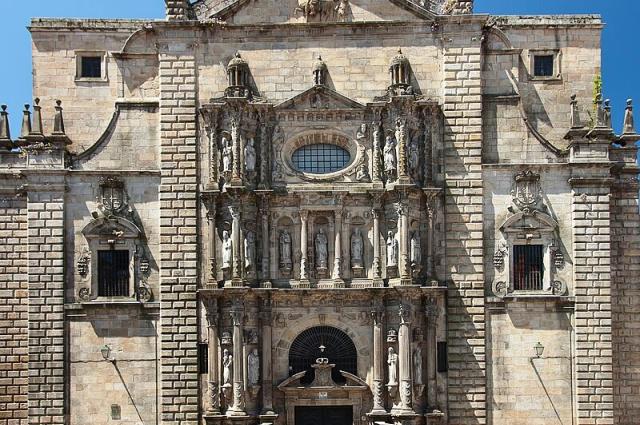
[{"left": 292, "top": 144, "right": 351, "bottom": 174}]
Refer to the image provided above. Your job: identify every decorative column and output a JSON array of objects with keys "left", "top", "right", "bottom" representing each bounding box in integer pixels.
[
  {"left": 299, "top": 210, "right": 309, "bottom": 283},
  {"left": 372, "top": 205, "right": 383, "bottom": 287},
  {"left": 260, "top": 297, "right": 276, "bottom": 417},
  {"left": 231, "top": 117, "right": 242, "bottom": 185},
  {"left": 206, "top": 298, "right": 221, "bottom": 414},
  {"left": 228, "top": 305, "right": 247, "bottom": 416},
  {"left": 396, "top": 118, "right": 410, "bottom": 184},
  {"left": 372, "top": 115, "right": 383, "bottom": 182},
  {"left": 424, "top": 298, "right": 438, "bottom": 410},
  {"left": 230, "top": 203, "right": 243, "bottom": 286},
  {"left": 204, "top": 109, "right": 219, "bottom": 187},
  {"left": 393, "top": 305, "right": 415, "bottom": 415},
  {"left": 205, "top": 194, "right": 217, "bottom": 283},
  {"left": 423, "top": 109, "right": 434, "bottom": 185},
  {"left": 259, "top": 120, "right": 270, "bottom": 188},
  {"left": 397, "top": 202, "right": 411, "bottom": 285},
  {"left": 333, "top": 209, "right": 343, "bottom": 285},
  {"left": 342, "top": 210, "right": 351, "bottom": 280},
  {"left": 370, "top": 307, "right": 387, "bottom": 414},
  {"left": 260, "top": 196, "right": 271, "bottom": 288}
]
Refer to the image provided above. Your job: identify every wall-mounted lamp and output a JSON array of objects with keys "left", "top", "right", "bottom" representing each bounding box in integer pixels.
[
  {"left": 101, "top": 344, "right": 114, "bottom": 362},
  {"left": 534, "top": 341, "right": 545, "bottom": 358}
]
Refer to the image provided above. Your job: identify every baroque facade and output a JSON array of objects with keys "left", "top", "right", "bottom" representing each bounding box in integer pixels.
[{"left": 0, "top": 0, "right": 639, "bottom": 425}]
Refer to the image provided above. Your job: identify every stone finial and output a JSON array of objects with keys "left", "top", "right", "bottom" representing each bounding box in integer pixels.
[
  {"left": 20, "top": 104, "right": 32, "bottom": 139},
  {"left": 313, "top": 55, "right": 327, "bottom": 86},
  {"left": 165, "top": 0, "right": 191, "bottom": 21},
  {"left": 52, "top": 100, "right": 65, "bottom": 135},
  {"left": 604, "top": 99, "right": 612, "bottom": 129},
  {"left": 31, "top": 98, "right": 43, "bottom": 136},
  {"left": 570, "top": 94, "right": 582, "bottom": 129},
  {"left": 0, "top": 105, "right": 11, "bottom": 144},
  {"left": 595, "top": 94, "right": 606, "bottom": 128},
  {"left": 623, "top": 99, "right": 636, "bottom": 135}
]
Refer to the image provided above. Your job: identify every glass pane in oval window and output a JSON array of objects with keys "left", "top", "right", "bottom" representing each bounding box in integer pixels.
[{"left": 292, "top": 144, "right": 351, "bottom": 174}]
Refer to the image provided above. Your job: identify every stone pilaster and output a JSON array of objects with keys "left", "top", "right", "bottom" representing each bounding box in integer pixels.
[
  {"left": 299, "top": 210, "right": 309, "bottom": 283},
  {"left": 229, "top": 203, "right": 243, "bottom": 286},
  {"left": 260, "top": 298, "right": 275, "bottom": 415},
  {"left": 442, "top": 29, "right": 485, "bottom": 424},
  {"left": 397, "top": 203, "right": 411, "bottom": 286},
  {"left": 27, "top": 174, "right": 66, "bottom": 425},
  {"left": 159, "top": 45, "right": 199, "bottom": 425}
]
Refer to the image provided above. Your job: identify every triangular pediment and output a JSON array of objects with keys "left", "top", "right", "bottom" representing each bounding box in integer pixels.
[
  {"left": 192, "top": 0, "right": 436, "bottom": 24},
  {"left": 275, "top": 85, "right": 365, "bottom": 112}
]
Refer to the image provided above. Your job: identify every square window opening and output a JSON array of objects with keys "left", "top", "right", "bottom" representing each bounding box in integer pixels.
[
  {"left": 80, "top": 56, "right": 103, "bottom": 79},
  {"left": 513, "top": 245, "right": 544, "bottom": 291},
  {"left": 533, "top": 55, "right": 554, "bottom": 77},
  {"left": 98, "top": 250, "right": 130, "bottom": 297}
]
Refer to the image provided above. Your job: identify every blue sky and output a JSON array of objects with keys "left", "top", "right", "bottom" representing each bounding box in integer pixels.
[{"left": 0, "top": 0, "right": 638, "bottom": 136}]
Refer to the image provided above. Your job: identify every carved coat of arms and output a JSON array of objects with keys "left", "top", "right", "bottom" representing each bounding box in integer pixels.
[
  {"left": 511, "top": 170, "right": 542, "bottom": 212},
  {"left": 99, "top": 177, "right": 127, "bottom": 216}
]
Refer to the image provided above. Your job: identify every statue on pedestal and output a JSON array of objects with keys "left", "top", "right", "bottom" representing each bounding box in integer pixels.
[
  {"left": 279, "top": 230, "right": 292, "bottom": 270},
  {"left": 315, "top": 229, "right": 328, "bottom": 270},
  {"left": 386, "top": 231, "right": 398, "bottom": 267},
  {"left": 384, "top": 135, "right": 397, "bottom": 181},
  {"left": 222, "top": 348, "right": 233, "bottom": 386},
  {"left": 221, "top": 134, "right": 232, "bottom": 174},
  {"left": 387, "top": 347, "right": 398, "bottom": 385},
  {"left": 351, "top": 228, "right": 364, "bottom": 268},
  {"left": 222, "top": 230, "right": 232, "bottom": 269},
  {"left": 244, "top": 230, "right": 255, "bottom": 270},
  {"left": 244, "top": 138, "right": 256, "bottom": 174},
  {"left": 248, "top": 348, "right": 260, "bottom": 386}
]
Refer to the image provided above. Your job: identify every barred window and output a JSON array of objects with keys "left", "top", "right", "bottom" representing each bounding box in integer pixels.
[
  {"left": 98, "top": 250, "right": 130, "bottom": 297},
  {"left": 533, "top": 55, "right": 554, "bottom": 77},
  {"left": 292, "top": 144, "right": 350, "bottom": 174},
  {"left": 513, "top": 245, "right": 544, "bottom": 291}
]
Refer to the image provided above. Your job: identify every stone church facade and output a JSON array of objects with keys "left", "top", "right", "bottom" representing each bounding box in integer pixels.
[{"left": 0, "top": 0, "right": 639, "bottom": 424}]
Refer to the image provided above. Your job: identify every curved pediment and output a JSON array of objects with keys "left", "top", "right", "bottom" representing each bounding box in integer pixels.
[
  {"left": 500, "top": 210, "right": 558, "bottom": 234},
  {"left": 82, "top": 216, "right": 142, "bottom": 240}
]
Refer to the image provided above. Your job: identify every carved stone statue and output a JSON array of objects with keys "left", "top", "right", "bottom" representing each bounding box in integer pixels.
[
  {"left": 356, "top": 163, "right": 370, "bottom": 182},
  {"left": 221, "top": 134, "right": 232, "bottom": 174},
  {"left": 244, "top": 230, "right": 255, "bottom": 270},
  {"left": 247, "top": 348, "right": 260, "bottom": 386},
  {"left": 244, "top": 138, "right": 256, "bottom": 174},
  {"left": 279, "top": 231, "right": 292, "bottom": 269},
  {"left": 410, "top": 231, "right": 421, "bottom": 267},
  {"left": 335, "top": 0, "right": 349, "bottom": 21},
  {"left": 356, "top": 123, "right": 367, "bottom": 145},
  {"left": 386, "top": 231, "right": 398, "bottom": 267},
  {"left": 387, "top": 347, "right": 398, "bottom": 386},
  {"left": 351, "top": 228, "right": 364, "bottom": 268},
  {"left": 315, "top": 229, "right": 328, "bottom": 270},
  {"left": 408, "top": 135, "right": 420, "bottom": 181},
  {"left": 222, "top": 230, "right": 232, "bottom": 269},
  {"left": 384, "top": 135, "right": 397, "bottom": 180},
  {"left": 222, "top": 348, "right": 232, "bottom": 386},
  {"left": 413, "top": 346, "right": 423, "bottom": 385}
]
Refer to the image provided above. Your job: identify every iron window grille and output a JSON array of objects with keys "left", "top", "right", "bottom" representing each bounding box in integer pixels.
[
  {"left": 289, "top": 326, "right": 357, "bottom": 384},
  {"left": 198, "top": 343, "right": 208, "bottom": 374},
  {"left": 292, "top": 144, "right": 351, "bottom": 174},
  {"left": 97, "top": 250, "right": 130, "bottom": 297},
  {"left": 513, "top": 245, "right": 544, "bottom": 291}
]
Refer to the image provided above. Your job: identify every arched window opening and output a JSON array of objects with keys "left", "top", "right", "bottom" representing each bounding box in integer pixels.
[{"left": 289, "top": 326, "right": 357, "bottom": 385}]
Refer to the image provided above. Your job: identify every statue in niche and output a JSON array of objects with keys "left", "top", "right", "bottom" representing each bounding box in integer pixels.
[
  {"left": 279, "top": 231, "right": 293, "bottom": 269},
  {"left": 387, "top": 347, "right": 398, "bottom": 386},
  {"left": 221, "top": 134, "right": 232, "bottom": 174},
  {"left": 351, "top": 228, "right": 364, "bottom": 268},
  {"left": 408, "top": 135, "right": 421, "bottom": 182},
  {"left": 244, "top": 138, "right": 257, "bottom": 174},
  {"left": 248, "top": 348, "right": 260, "bottom": 386},
  {"left": 386, "top": 231, "right": 398, "bottom": 267},
  {"left": 384, "top": 135, "right": 397, "bottom": 180},
  {"left": 335, "top": 0, "right": 349, "bottom": 21},
  {"left": 315, "top": 229, "right": 328, "bottom": 270},
  {"left": 410, "top": 231, "right": 421, "bottom": 267},
  {"left": 244, "top": 230, "right": 255, "bottom": 270},
  {"left": 222, "top": 349, "right": 233, "bottom": 386},
  {"left": 395, "top": 119, "right": 405, "bottom": 146},
  {"left": 222, "top": 230, "right": 232, "bottom": 269},
  {"left": 413, "top": 346, "right": 423, "bottom": 385},
  {"left": 356, "top": 123, "right": 367, "bottom": 145}
]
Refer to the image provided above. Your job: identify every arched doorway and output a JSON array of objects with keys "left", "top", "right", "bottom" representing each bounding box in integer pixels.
[{"left": 289, "top": 326, "right": 357, "bottom": 384}]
